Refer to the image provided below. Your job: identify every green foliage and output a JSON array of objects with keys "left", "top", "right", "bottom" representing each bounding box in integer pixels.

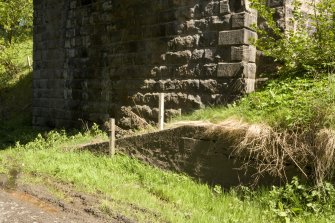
[
  {"left": 0, "top": 40, "right": 32, "bottom": 89},
  {"left": 266, "top": 177, "right": 335, "bottom": 221},
  {"left": 251, "top": 0, "right": 335, "bottom": 75},
  {"left": 0, "top": 0, "right": 33, "bottom": 89},
  {"left": 0, "top": 0, "right": 33, "bottom": 45},
  {"left": 0, "top": 40, "right": 32, "bottom": 125}
]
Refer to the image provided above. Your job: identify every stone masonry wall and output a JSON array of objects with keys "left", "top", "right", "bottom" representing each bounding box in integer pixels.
[{"left": 33, "top": 0, "right": 259, "bottom": 128}]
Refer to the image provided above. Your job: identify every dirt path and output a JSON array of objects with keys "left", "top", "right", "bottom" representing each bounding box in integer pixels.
[
  {"left": 0, "top": 177, "right": 134, "bottom": 223},
  {"left": 0, "top": 189, "right": 70, "bottom": 223},
  {"left": 0, "top": 188, "right": 121, "bottom": 223}
]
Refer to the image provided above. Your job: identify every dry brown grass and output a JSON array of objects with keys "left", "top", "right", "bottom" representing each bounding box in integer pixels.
[
  {"left": 205, "top": 119, "right": 335, "bottom": 185},
  {"left": 314, "top": 129, "right": 335, "bottom": 183}
]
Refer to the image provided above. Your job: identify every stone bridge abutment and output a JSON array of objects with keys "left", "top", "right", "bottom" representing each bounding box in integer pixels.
[{"left": 33, "top": 0, "right": 285, "bottom": 128}]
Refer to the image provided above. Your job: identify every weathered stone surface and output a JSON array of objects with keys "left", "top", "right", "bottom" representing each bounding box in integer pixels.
[
  {"left": 217, "top": 63, "right": 243, "bottom": 77},
  {"left": 218, "top": 29, "right": 257, "bottom": 46},
  {"left": 245, "top": 78, "right": 256, "bottom": 93},
  {"left": 168, "top": 35, "right": 200, "bottom": 50},
  {"left": 217, "top": 62, "right": 256, "bottom": 78},
  {"left": 219, "top": 0, "right": 230, "bottom": 15},
  {"left": 191, "top": 49, "right": 204, "bottom": 61},
  {"left": 165, "top": 51, "right": 192, "bottom": 64},
  {"left": 232, "top": 12, "right": 258, "bottom": 29},
  {"left": 231, "top": 45, "right": 256, "bottom": 62}
]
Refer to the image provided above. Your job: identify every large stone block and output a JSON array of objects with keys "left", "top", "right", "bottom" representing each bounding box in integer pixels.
[
  {"left": 219, "top": 1, "right": 230, "bottom": 15},
  {"left": 210, "top": 15, "right": 231, "bottom": 30},
  {"left": 217, "top": 63, "right": 242, "bottom": 77},
  {"left": 218, "top": 29, "right": 257, "bottom": 46},
  {"left": 168, "top": 35, "right": 200, "bottom": 50},
  {"left": 245, "top": 78, "right": 256, "bottom": 93},
  {"left": 232, "top": 12, "right": 257, "bottom": 29},
  {"left": 217, "top": 62, "right": 256, "bottom": 78},
  {"left": 165, "top": 51, "right": 192, "bottom": 64},
  {"left": 231, "top": 45, "right": 256, "bottom": 62}
]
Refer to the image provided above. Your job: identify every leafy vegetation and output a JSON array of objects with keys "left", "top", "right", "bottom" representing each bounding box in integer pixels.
[
  {"left": 0, "top": 0, "right": 33, "bottom": 45},
  {"left": 267, "top": 177, "right": 335, "bottom": 221},
  {"left": 0, "top": 0, "right": 33, "bottom": 90},
  {"left": 0, "top": 2, "right": 33, "bottom": 123},
  {"left": 0, "top": 130, "right": 268, "bottom": 222},
  {"left": 237, "top": 177, "right": 335, "bottom": 222},
  {"left": 0, "top": 39, "right": 32, "bottom": 90},
  {"left": 173, "top": 76, "right": 335, "bottom": 185},
  {"left": 251, "top": 0, "right": 335, "bottom": 75}
]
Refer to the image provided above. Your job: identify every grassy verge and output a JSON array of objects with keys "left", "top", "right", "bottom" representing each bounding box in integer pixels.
[
  {"left": 0, "top": 129, "right": 334, "bottom": 222},
  {"left": 0, "top": 130, "right": 268, "bottom": 222}
]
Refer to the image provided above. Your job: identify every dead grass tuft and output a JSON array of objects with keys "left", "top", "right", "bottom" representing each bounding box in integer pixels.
[
  {"left": 205, "top": 119, "right": 335, "bottom": 185},
  {"left": 314, "top": 129, "right": 335, "bottom": 184}
]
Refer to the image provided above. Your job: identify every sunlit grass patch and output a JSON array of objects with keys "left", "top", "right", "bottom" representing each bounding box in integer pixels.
[{"left": 173, "top": 76, "right": 335, "bottom": 130}]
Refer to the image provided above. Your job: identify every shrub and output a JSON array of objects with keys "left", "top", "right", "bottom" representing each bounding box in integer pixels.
[
  {"left": 266, "top": 177, "right": 335, "bottom": 221},
  {"left": 251, "top": 0, "right": 335, "bottom": 75},
  {"left": 0, "top": 0, "right": 33, "bottom": 45},
  {"left": 0, "top": 40, "right": 32, "bottom": 89}
]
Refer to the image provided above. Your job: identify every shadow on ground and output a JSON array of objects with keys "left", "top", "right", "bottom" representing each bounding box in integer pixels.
[
  {"left": 0, "top": 72, "right": 42, "bottom": 149},
  {"left": 0, "top": 121, "right": 42, "bottom": 150}
]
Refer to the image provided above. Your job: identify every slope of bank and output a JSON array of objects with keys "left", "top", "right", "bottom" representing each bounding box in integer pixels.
[{"left": 171, "top": 76, "right": 335, "bottom": 184}]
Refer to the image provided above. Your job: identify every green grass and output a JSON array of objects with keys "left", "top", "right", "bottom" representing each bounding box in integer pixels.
[
  {"left": 0, "top": 130, "right": 269, "bottom": 222},
  {"left": 174, "top": 76, "right": 335, "bottom": 130},
  {"left": 0, "top": 129, "right": 334, "bottom": 222}
]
